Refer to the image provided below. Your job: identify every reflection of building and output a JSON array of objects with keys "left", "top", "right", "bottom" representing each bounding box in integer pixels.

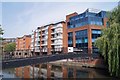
[
  {"left": 14, "top": 62, "right": 107, "bottom": 78},
  {"left": 66, "top": 8, "right": 108, "bottom": 53},
  {"left": 14, "top": 35, "right": 32, "bottom": 58},
  {"left": 31, "top": 21, "right": 67, "bottom": 55},
  {"left": 15, "top": 66, "right": 31, "bottom": 78}
]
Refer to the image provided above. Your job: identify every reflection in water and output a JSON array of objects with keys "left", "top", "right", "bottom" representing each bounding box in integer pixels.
[{"left": 3, "top": 63, "right": 110, "bottom": 78}]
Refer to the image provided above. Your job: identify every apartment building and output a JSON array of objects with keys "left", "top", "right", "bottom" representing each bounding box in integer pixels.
[
  {"left": 31, "top": 21, "right": 67, "bottom": 55},
  {"left": 31, "top": 27, "right": 41, "bottom": 55},
  {"left": 3, "top": 38, "right": 16, "bottom": 43},
  {"left": 66, "top": 8, "right": 108, "bottom": 54},
  {"left": 15, "top": 35, "right": 32, "bottom": 58}
]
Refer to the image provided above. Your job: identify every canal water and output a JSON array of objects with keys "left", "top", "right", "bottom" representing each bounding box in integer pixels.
[{"left": 2, "top": 62, "right": 111, "bottom": 78}]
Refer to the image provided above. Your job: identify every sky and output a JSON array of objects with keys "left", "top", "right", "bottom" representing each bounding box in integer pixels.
[{"left": 1, "top": 1, "right": 119, "bottom": 38}]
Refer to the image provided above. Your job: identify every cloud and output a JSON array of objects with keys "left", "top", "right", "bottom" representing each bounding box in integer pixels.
[{"left": 2, "top": 2, "right": 117, "bottom": 38}]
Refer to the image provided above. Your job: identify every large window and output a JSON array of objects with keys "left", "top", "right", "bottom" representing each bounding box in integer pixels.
[
  {"left": 92, "top": 29, "right": 101, "bottom": 53},
  {"left": 68, "top": 11, "right": 106, "bottom": 29},
  {"left": 92, "top": 29, "right": 101, "bottom": 34},
  {"left": 89, "top": 17, "right": 103, "bottom": 26},
  {"left": 68, "top": 32, "right": 73, "bottom": 47},
  {"left": 75, "top": 30, "right": 88, "bottom": 50}
]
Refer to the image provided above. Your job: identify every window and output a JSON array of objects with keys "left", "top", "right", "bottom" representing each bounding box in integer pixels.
[
  {"left": 92, "top": 38, "right": 96, "bottom": 42},
  {"left": 92, "top": 29, "right": 101, "bottom": 43},
  {"left": 106, "top": 21, "right": 109, "bottom": 27},
  {"left": 25, "top": 53, "right": 27, "bottom": 55},
  {"left": 75, "top": 30, "right": 88, "bottom": 49},
  {"left": 68, "top": 10, "right": 106, "bottom": 29},
  {"left": 92, "top": 30, "right": 101, "bottom": 34},
  {"left": 85, "top": 38, "right": 88, "bottom": 43},
  {"left": 68, "top": 32, "right": 73, "bottom": 47}
]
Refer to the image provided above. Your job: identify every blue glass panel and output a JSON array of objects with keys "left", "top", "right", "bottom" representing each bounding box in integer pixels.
[
  {"left": 68, "top": 40, "right": 72, "bottom": 44},
  {"left": 92, "top": 39, "right": 96, "bottom": 42},
  {"left": 85, "top": 38, "right": 88, "bottom": 43},
  {"left": 98, "top": 31, "right": 101, "bottom": 34},
  {"left": 92, "top": 30, "right": 101, "bottom": 34},
  {"left": 68, "top": 10, "right": 106, "bottom": 29}
]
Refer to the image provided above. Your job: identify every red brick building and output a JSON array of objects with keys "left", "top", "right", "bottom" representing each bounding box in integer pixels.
[
  {"left": 66, "top": 8, "right": 108, "bottom": 54},
  {"left": 31, "top": 21, "right": 67, "bottom": 55},
  {"left": 15, "top": 35, "right": 32, "bottom": 58}
]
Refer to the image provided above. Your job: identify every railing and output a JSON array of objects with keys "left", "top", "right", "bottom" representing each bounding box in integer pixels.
[
  {"left": 2, "top": 54, "right": 21, "bottom": 61},
  {"left": 2, "top": 47, "right": 99, "bottom": 61}
]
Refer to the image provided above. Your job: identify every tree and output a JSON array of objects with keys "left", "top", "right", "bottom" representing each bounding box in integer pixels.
[
  {"left": 0, "top": 25, "right": 4, "bottom": 57},
  {"left": 0, "top": 25, "right": 4, "bottom": 35},
  {"left": 4, "top": 42, "right": 16, "bottom": 53},
  {"left": 0, "top": 28, "right": 4, "bottom": 35},
  {"left": 0, "top": 25, "right": 4, "bottom": 40},
  {"left": 94, "top": 6, "right": 120, "bottom": 77}
]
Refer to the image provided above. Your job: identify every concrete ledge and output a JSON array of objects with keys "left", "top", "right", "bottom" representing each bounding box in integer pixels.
[{"left": 50, "top": 59, "right": 106, "bottom": 69}]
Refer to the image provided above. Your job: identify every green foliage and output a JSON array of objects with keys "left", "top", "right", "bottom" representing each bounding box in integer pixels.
[
  {"left": 0, "top": 26, "right": 4, "bottom": 40},
  {"left": 4, "top": 42, "right": 16, "bottom": 52},
  {"left": 94, "top": 6, "right": 120, "bottom": 77},
  {"left": 0, "top": 26, "right": 4, "bottom": 35}
]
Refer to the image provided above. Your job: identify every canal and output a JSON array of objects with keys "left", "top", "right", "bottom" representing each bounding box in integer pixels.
[{"left": 2, "top": 61, "right": 112, "bottom": 79}]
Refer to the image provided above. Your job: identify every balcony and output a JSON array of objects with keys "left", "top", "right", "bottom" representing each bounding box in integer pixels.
[
  {"left": 35, "top": 49, "right": 40, "bottom": 52},
  {"left": 51, "top": 36, "right": 63, "bottom": 40},
  {"left": 42, "top": 33, "right": 45, "bottom": 36},
  {"left": 41, "top": 38, "right": 46, "bottom": 41},
  {"left": 41, "top": 43, "right": 47, "bottom": 46},
  {"left": 51, "top": 24, "right": 63, "bottom": 29},
  {"left": 41, "top": 36, "right": 47, "bottom": 41},
  {"left": 36, "top": 38, "right": 40, "bottom": 42},
  {"left": 41, "top": 48, "right": 47, "bottom": 52},
  {"left": 51, "top": 48, "right": 63, "bottom": 52},
  {"left": 35, "top": 43, "right": 40, "bottom": 46},
  {"left": 42, "top": 26, "right": 48, "bottom": 31}
]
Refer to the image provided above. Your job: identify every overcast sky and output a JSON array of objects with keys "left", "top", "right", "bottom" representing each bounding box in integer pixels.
[{"left": 1, "top": 1, "right": 119, "bottom": 38}]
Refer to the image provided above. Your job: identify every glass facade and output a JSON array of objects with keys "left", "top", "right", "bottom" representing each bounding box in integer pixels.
[
  {"left": 68, "top": 32, "right": 73, "bottom": 47},
  {"left": 67, "top": 9, "right": 107, "bottom": 53},
  {"left": 92, "top": 29, "right": 101, "bottom": 53},
  {"left": 92, "top": 29, "right": 101, "bottom": 42},
  {"left": 75, "top": 30, "right": 88, "bottom": 51},
  {"left": 68, "top": 10, "right": 106, "bottom": 29}
]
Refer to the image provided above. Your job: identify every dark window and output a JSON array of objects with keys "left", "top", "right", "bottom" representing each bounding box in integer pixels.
[
  {"left": 75, "top": 30, "right": 88, "bottom": 49},
  {"left": 68, "top": 32, "right": 73, "bottom": 47},
  {"left": 92, "top": 29, "right": 101, "bottom": 53},
  {"left": 25, "top": 53, "right": 27, "bottom": 55},
  {"left": 19, "top": 53, "right": 21, "bottom": 55}
]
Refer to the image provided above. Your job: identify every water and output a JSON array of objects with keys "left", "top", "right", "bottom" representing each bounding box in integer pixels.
[{"left": 2, "top": 61, "right": 111, "bottom": 78}]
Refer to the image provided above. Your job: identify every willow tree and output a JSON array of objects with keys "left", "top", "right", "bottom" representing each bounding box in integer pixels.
[
  {"left": 95, "top": 6, "right": 120, "bottom": 77},
  {"left": 0, "top": 28, "right": 3, "bottom": 35},
  {"left": 0, "top": 25, "right": 4, "bottom": 40},
  {"left": 0, "top": 25, "right": 4, "bottom": 58},
  {"left": 0, "top": 25, "right": 4, "bottom": 35}
]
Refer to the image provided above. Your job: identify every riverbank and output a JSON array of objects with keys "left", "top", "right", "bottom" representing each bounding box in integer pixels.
[{"left": 50, "top": 59, "right": 106, "bottom": 69}]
